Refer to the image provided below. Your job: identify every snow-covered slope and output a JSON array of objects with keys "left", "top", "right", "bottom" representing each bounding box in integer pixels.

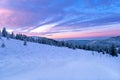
[{"left": 0, "top": 38, "right": 120, "bottom": 80}]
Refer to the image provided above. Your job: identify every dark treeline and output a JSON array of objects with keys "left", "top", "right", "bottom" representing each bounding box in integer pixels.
[
  {"left": 0, "top": 28, "right": 119, "bottom": 57},
  {"left": 74, "top": 44, "right": 119, "bottom": 57}
]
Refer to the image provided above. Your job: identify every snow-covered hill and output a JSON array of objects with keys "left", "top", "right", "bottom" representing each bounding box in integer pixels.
[
  {"left": 66, "top": 36, "right": 120, "bottom": 48},
  {"left": 0, "top": 38, "right": 120, "bottom": 80},
  {"left": 86, "top": 36, "right": 120, "bottom": 47},
  {"left": 66, "top": 40, "right": 92, "bottom": 46}
]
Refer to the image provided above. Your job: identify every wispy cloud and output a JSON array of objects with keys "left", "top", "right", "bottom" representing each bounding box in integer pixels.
[{"left": 0, "top": 0, "right": 120, "bottom": 39}]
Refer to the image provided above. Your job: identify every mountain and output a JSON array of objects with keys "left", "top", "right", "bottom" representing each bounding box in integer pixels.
[
  {"left": 66, "top": 36, "right": 120, "bottom": 47},
  {"left": 66, "top": 40, "right": 92, "bottom": 46},
  {"left": 88, "top": 36, "right": 120, "bottom": 47},
  {"left": 0, "top": 37, "right": 120, "bottom": 80}
]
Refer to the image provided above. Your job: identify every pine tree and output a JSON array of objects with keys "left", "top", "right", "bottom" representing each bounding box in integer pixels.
[
  {"left": 118, "top": 48, "right": 120, "bottom": 54},
  {"left": 110, "top": 44, "right": 118, "bottom": 57},
  {"left": 24, "top": 39, "right": 27, "bottom": 46},
  {"left": 1, "top": 43, "right": 5, "bottom": 48},
  {"left": 0, "top": 30, "right": 1, "bottom": 39},
  {"left": 2, "top": 28, "right": 8, "bottom": 37},
  {"left": 11, "top": 32, "right": 15, "bottom": 38},
  {"left": 7, "top": 34, "right": 10, "bottom": 40}
]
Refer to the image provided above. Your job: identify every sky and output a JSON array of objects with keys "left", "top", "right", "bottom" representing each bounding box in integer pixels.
[{"left": 0, "top": 0, "right": 120, "bottom": 39}]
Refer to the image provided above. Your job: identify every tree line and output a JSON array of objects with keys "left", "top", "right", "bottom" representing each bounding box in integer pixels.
[{"left": 0, "top": 28, "right": 119, "bottom": 57}]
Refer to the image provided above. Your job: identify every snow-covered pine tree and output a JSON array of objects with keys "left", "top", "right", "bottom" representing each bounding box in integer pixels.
[
  {"left": 6, "top": 34, "right": 10, "bottom": 40},
  {"left": 2, "top": 28, "right": 8, "bottom": 37},
  {"left": 24, "top": 39, "right": 27, "bottom": 46},
  {"left": 10, "top": 32, "right": 15, "bottom": 38},
  {"left": 118, "top": 48, "right": 120, "bottom": 54},
  {"left": 110, "top": 44, "right": 118, "bottom": 57},
  {"left": 0, "top": 30, "right": 1, "bottom": 39},
  {"left": 1, "top": 42, "right": 5, "bottom": 48}
]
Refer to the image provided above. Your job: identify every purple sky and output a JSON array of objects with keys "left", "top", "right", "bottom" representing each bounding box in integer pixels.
[{"left": 0, "top": 0, "right": 120, "bottom": 39}]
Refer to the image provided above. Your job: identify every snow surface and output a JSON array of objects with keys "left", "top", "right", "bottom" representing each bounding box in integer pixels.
[{"left": 0, "top": 38, "right": 120, "bottom": 80}]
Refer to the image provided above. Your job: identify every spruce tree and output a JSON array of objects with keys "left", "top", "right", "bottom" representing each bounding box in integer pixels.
[
  {"left": 11, "top": 32, "right": 15, "bottom": 38},
  {"left": 1, "top": 43, "right": 5, "bottom": 48},
  {"left": 7, "top": 34, "right": 10, "bottom": 40},
  {"left": 2, "top": 28, "right": 8, "bottom": 37},
  {"left": 118, "top": 48, "right": 120, "bottom": 54},
  {"left": 24, "top": 39, "right": 27, "bottom": 46},
  {"left": 110, "top": 44, "right": 118, "bottom": 57},
  {"left": 0, "top": 30, "right": 1, "bottom": 39}
]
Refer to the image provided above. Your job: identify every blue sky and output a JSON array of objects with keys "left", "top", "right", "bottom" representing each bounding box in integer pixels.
[{"left": 0, "top": 0, "right": 120, "bottom": 39}]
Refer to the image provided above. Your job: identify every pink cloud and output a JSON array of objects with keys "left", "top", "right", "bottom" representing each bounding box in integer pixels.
[
  {"left": 38, "top": 23, "right": 120, "bottom": 39},
  {"left": 46, "top": 29, "right": 120, "bottom": 39},
  {"left": 0, "top": 0, "right": 9, "bottom": 4},
  {"left": 0, "top": 8, "right": 13, "bottom": 26},
  {"left": 0, "top": 8, "right": 37, "bottom": 30}
]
